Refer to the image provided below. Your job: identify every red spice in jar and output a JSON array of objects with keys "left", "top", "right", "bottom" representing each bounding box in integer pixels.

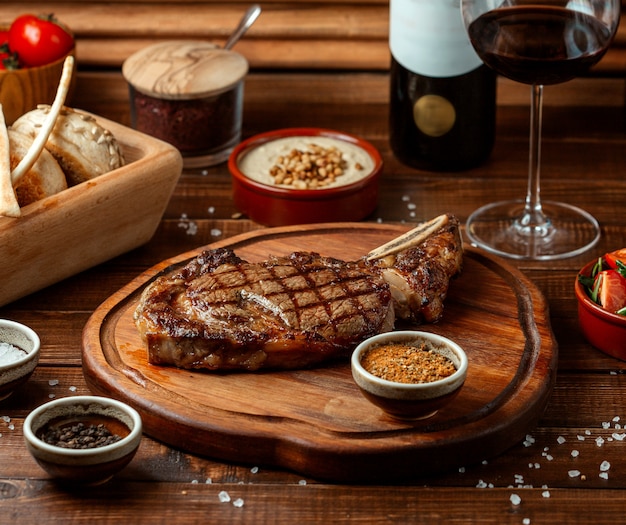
[
  {"left": 360, "top": 342, "right": 456, "bottom": 384},
  {"left": 129, "top": 85, "right": 242, "bottom": 155}
]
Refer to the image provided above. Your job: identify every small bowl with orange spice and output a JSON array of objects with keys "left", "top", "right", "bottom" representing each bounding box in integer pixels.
[{"left": 351, "top": 331, "right": 468, "bottom": 421}]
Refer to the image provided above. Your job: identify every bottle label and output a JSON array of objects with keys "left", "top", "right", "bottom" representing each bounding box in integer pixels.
[
  {"left": 389, "top": 0, "right": 482, "bottom": 78},
  {"left": 413, "top": 95, "right": 456, "bottom": 137}
]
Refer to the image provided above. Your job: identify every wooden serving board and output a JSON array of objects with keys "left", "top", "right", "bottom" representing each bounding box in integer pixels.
[{"left": 82, "top": 223, "right": 557, "bottom": 482}]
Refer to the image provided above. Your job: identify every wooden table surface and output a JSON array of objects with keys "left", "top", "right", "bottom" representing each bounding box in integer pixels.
[{"left": 2, "top": 70, "right": 626, "bottom": 523}]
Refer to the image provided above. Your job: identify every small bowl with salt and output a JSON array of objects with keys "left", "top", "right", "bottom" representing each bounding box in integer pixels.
[
  {"left": 351, "top": 331, "right": 468, "bottom": 421},
  {"left": 0, "top": 319, "right": 40, "bottom": 400},
  {"left": 23, "top": 395, "right": 142, "bottom": 485}
]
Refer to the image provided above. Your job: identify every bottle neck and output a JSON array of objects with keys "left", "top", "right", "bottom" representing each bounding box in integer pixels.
[{"left": 389, "top": 0, "right": 482, "bottom": 77}]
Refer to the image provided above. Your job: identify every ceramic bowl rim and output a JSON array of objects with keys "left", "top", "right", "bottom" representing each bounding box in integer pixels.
[
  {"left": 24, "top": 395, "right": 142, "bottom": 458},
  {"left": 351, "top": 330, "right": 468, "bottom": 391},
  {"left": 228, "top": 127, "right": 383, "bottom": 198},
  {"left": 0, "top": 319, "right": 41, "bottom": 370},
  {"left": 575, "top": 259, "right": 626, "bottom": 326}
]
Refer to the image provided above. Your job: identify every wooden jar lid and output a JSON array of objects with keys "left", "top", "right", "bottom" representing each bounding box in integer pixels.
[{"left": 122, "top": 41, "right": 248, "bottom": 100}]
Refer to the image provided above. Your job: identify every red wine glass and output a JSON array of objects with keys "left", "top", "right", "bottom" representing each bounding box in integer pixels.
[{"left": 461, "top": 0, "right": 620, "bottom": 260}]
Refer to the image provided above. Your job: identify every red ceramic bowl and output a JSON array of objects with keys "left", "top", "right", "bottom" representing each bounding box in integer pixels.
[
  {"left": 575, "top": 260, "right": 626, "bottom": 360},
  {"left": 228, "top": 128, "right": 383, "bottom": 226}
]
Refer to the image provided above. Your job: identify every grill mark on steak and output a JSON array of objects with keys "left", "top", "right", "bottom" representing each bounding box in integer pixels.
[
  {"left": 134, "top": 215, "right": 462, "bottom": 372},
  {"left": 136, "top": 251, "right": 395, "bottom": 371},
  {"left": 187, "top": 252, "right": 387, "bottom": 342}
]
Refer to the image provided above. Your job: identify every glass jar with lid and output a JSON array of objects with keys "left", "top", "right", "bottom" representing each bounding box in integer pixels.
[{"left": 123, "top": 40, "right": 248, "bottom": 168}]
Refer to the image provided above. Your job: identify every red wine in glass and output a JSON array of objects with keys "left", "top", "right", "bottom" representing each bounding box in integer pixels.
[
  {"left": 468, "top": 6, "right": 613, "bottom": 85},
  {"left": 461, "top": 0, "right": 619, "bottom": 260}
]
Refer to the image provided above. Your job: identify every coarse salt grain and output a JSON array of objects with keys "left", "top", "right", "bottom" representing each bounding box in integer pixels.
[
  {"left": 568, "top": 470, "right": 581, "bottom": 478},
  {"left": 542, "top": 490, "right": 551, "bottom": 498},
  {"left": 0, "top": 342, "right": 26, "bottom": 365},
  {"left": 557, "top": 436, "right": 566, "bottom": 444},
  {"left": 233, "top": 498, "right": 244, "bottom": 508},
  {"left": 510, "top": 494, "right": 521, "bottom": 506},
  {"left": 596, "top": 437, "right": 605, "bottom": 447},
  {"left": 218, "top": 491, "right": 231, "bottom": 503},
  {"left": 48, "top": 379, "right": 59, "bottom": 386},
  {"left": 599, "top": 472, "right": 609, "bottom": 480},
  {"left": 210, "top": 228, "right": 222, "bottom": 237},
  {"left": 2, "top": 416, "right": 10, "bottom": 423},
  {"left": 251, "top": 466, "right": 259, "bottom": 474},
  {"left": 523, "top": 519, "right": 531, "bottom": 525},
  {"left": 600, "top": 460, "right": 611, "bottom": 472},
  {"left": 571, "top": 450, "right": 579, "bottom": 458},
  {"left": 298, "top": 480, "right": 307, "bottom": 485}
]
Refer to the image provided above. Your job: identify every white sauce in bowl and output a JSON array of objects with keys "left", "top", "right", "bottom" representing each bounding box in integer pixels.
[{"left": 238, "top": 136, "right": 376, "bottom": 189}]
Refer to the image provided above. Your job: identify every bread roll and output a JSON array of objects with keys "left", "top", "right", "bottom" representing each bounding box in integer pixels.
[
  {"left": 11, "top": 105, "right": 125, "bottom": 186},
  {"left": 8, "top": 129, "right": 67, "bottom": 207}
]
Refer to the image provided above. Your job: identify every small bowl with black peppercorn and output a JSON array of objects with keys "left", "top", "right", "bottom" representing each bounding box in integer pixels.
[
  {"left": 0, "top": 319, "right": 40, "bottom": 401},
  {"left": 23, "top": 396, "right": 142, "bottom": 485},
  {"left": 351, "top": 331, "right": 468, "bottom": 421},
  {"left": 228, "top": 127, "right": 383, "bottom": 226}
]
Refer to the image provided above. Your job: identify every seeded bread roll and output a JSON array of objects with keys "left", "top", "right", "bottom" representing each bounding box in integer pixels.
[
  {"left": 11, "top": 105, "right": 125, "bottom": 186},
  {"left": 9, "top": 129, "right": 68, "bottom": 207}
]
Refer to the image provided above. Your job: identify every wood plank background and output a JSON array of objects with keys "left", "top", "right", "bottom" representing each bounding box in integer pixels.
[{"left": 2, "top": 1, "right": 626, "bottom": 73}]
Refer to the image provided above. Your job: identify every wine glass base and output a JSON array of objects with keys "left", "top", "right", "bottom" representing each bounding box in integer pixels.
[{"left": 465, "top": 200, "right": 601, "bottom": 261}]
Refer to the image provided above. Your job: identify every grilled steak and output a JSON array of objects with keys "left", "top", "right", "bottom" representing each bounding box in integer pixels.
[{"left": 134, "top": 214, "right": 463, "bottom": 371}]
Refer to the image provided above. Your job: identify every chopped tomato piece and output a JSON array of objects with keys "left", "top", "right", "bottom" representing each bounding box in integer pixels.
[
  {"left": 595, "top": 270, "right": 626, "bottom": 314},
  {"left": 605, "top": 248, "right": 626, "bottom": 270}
]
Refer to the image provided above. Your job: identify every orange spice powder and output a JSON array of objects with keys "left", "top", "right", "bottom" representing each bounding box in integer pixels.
[{"left": 360, "top": 342, "right": 456, "bottom": 384}]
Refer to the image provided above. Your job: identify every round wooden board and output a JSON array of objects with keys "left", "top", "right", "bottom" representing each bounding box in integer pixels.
[{"left": 82, "top": 222, "right": 558, "bottom": 482}]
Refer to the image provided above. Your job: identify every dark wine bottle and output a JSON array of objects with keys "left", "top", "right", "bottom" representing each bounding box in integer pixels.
[{"left": 389, "top": 0, "right": 497, "bottom": 172}]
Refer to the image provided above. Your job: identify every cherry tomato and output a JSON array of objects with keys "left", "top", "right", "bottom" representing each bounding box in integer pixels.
[
  {"left": 8, "top": 14, "right": 74, "bottom": 68},
  {"left": 605, "top": 248, "right": 626, "bottom": 270},
  {"left": 594, "top": 270, "right": 626, "bottom": 314}
]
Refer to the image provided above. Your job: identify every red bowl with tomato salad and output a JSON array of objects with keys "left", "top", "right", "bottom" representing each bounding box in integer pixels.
[
  {"left": 575, "top": 255, "right": 626, "bottom": 360},
  {"left": 228, "top": 128, "right": 382, "bottom": 226}
]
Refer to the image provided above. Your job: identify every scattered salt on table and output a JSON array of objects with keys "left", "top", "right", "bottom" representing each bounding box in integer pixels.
[{"left": 0, "top": 342, "right": 26, "bottom": 365}]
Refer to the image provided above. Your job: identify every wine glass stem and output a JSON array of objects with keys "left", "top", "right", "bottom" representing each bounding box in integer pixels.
[{"left": 517, "top": 83, "right": 551, "bottom": 236}]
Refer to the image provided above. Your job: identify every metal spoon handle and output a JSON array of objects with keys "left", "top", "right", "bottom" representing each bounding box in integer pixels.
[{"left": 224, "top": 4, "right": 262, "bottom": 50}]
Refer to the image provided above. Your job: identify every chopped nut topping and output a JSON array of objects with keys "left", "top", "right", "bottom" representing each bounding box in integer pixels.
[{"left": 268, "top": 143, "right": 364, "bottom": 189}]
